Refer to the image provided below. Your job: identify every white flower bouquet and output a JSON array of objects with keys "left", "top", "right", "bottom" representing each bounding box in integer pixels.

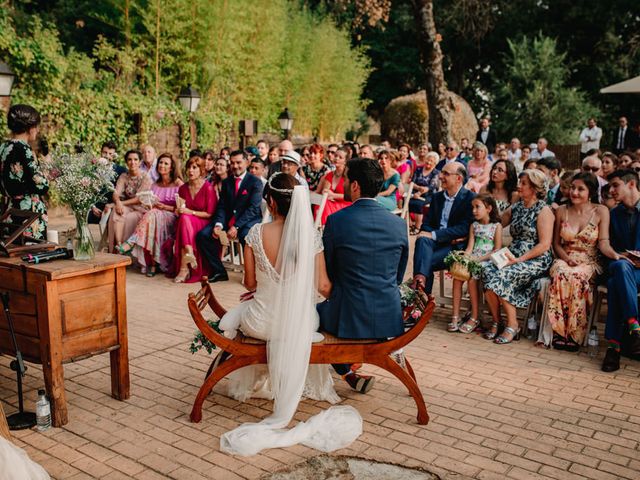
[{"left": 48, "top": 152, "right": 116, "bottom": 259}]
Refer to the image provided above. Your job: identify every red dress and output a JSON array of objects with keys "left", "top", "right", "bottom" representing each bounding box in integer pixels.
[
  {"left": 319, "top": 171, "right": 352, "bottom": 225},
  {"left": 169, "top": 182, "right": 217, "bottom": 282}
]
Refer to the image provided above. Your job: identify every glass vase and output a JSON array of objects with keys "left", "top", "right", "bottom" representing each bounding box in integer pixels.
[{"left": 73, "top": 210, "right": 95, "bottom": 261}]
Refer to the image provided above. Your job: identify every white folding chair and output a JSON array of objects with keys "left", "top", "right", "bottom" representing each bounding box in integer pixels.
[
  {"left": 310, "top": 191, "right": 329, "bottom": 229},
  {"left": 392, "top": 182, "right": 414, "bottom": 237}
]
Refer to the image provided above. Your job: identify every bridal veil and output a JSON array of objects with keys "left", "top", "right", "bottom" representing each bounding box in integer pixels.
[{"left": 220, "top": 184, "right": 362, "bottom": 456}]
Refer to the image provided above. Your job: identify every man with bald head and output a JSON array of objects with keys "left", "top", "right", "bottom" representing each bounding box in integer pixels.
[{"left": 413, "top": 162, "right": 475, "bottom": 295}]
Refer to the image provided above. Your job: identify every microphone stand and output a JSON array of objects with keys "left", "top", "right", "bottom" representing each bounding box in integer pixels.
[{"left": 2, "top": 292, "right": 37, "bottom": 429}]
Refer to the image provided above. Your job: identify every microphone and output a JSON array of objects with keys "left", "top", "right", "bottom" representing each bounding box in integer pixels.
[{"left": 22, "top": 248, "right": 74, "bottom": 264}]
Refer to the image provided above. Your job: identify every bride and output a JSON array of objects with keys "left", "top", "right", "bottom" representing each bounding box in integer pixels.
[{"left": 217, "top": 172, "right": 362, "bottom": 456}]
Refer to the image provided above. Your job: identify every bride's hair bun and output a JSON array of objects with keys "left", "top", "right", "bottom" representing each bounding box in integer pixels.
[
  {"left": 7, "top": 104, "right": 41, "bottom": 134},
  {"left": 264, "top": 173, "right": 299, "bottom": 216}
]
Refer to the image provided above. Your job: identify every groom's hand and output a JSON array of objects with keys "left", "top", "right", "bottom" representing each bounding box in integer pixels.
[
  {"left": 418, "top": 231, "right": 432, "bottom": 239},
  {"left": 212, "top": 226, "right": 222, "bottom": 238},
  {"left": 228, "top": 226, "right": 238, "bottom": 240}
]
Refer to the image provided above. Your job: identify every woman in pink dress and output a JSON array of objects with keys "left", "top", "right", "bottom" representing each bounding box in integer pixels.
[
  {"left": 465, "top": 141, "right": 492, "bottom": 193},
  {"left": 315, "top": 147, "right": 351, "bottom": 225},
  {"left": 117, "top": 153, "right": 183, "bottom": 276},
  {"left": 170, "top": 154, "right": 217, "bottom": 283}
]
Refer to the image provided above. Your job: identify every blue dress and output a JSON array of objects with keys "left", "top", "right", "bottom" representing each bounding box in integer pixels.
[
  {"left": 482, "top": 200, "right": 552, "bottom": 307},
  {"left": 409, "top": 166, "right": 440, "bottom": 214},
  {"left": 376, "top": 172, "right": 400, "bottom": 211}
]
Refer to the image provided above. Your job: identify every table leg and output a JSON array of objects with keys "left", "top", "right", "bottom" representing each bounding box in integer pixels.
[
  {"left": 111, "top": 266, "right": 130, "bottom": 400},
  {"left": 43, "top": 353, "right": 68, "bottom": 427}
]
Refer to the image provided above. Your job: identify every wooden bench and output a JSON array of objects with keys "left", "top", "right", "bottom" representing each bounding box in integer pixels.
[{"left": 188, "top": 279, "right": 435, "bottom": 425}]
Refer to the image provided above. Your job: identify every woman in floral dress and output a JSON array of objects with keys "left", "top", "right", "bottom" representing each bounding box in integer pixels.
[
  {"left": 547, "top": 173, "right": 618, "bottom": 351},
  {"left": 0, "top": 105, "right": 49, "bottom": 239},
  {"left": 303, "top": 144, "right": 330, "bottom": 191},
  {"left": 483, "top": 169, "right": 554, "bottom": 344}
]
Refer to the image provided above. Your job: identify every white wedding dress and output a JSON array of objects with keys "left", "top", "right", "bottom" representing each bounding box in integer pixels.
[
  {"left": 219, "top": 223, "right": 340, "bottom": 404},
  {"left": 217, "top": 184, "right": 362, "bottom": 457},
  {"left": 0, "top": 437, "right": 50, "bottom": 479}
]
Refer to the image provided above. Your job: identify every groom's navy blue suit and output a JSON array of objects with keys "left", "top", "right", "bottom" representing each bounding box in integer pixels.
[{"left": 318, "top": 198, "right": 408, "bottom": 340}]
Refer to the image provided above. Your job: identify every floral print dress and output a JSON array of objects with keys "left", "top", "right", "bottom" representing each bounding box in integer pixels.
[
  {"left": 0, "top": 139, "right": 49, "bottom": 239},
  {"left": 482, "top": 200, "right": 552, "bottom": 307},
  {"left": 470, "top": 222, "right": 499, "bottom": 279},
  {"left": 546, "top": 209, "right": 600, "bottom": 343}
]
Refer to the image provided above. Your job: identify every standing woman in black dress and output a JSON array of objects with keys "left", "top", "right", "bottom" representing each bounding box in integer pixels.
[{"left": 0, "top": 104, "right": 49, "bottom": 239}]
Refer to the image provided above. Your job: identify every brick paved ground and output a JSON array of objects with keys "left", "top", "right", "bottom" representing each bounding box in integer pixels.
[{"left": 2, "top": 228, "right": 640, "bottom": 479}]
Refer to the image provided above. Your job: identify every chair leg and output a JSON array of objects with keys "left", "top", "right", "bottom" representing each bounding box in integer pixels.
[
  {"left": 369, "top": 356, "right": 429, "bottom": 425},
  {"left": 190, "top": 355, "right": 260, "bottom": 423}
]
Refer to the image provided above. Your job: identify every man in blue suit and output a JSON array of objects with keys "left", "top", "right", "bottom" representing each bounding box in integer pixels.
[
  {"left": 196, "top": 150, "right": 263, "bottom": 283},
  {"left": 318, "top": 158, "right": 409, "bottom": 393},
  {"left": 601, "top": 169, "right": 640, "bottom": 372},
  {"left": 412, "top": 162, "right": 475, "bottom": 293}
]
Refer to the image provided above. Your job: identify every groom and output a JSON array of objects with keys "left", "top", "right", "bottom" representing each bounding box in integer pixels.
[{"left": 318, "top": 158, "right": 409, "bottom": 393}]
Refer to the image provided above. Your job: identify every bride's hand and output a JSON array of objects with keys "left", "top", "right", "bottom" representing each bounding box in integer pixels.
[{"left": 240, "top": 290, "right": 255, "bottom": 302}]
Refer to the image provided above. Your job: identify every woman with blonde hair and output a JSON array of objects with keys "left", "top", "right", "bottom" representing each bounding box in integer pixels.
[{"left": 482, "top": 169, "right": 554, "bottom": 344}]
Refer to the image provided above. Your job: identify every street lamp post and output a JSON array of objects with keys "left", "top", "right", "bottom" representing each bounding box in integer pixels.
[
  {"left": 0, "top": 60, "right": 16, "bottom": 113},
  {"left": 278, "top": 107, "right": 294, "bottom": 140},
  {"left": 178, "top": 85, "right": 201, "bottom": 150}
]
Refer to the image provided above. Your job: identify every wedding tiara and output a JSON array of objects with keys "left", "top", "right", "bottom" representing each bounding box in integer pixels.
[{"left": 267, "top": 173, "right": 294, "bottom": 194}]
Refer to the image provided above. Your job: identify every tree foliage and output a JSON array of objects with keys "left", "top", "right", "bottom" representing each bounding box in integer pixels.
[
  {"left": 0, "top": 0, "right": 370, "bottom": 153},
  {"left": 492, "top": 35, "right": 599, "bottom": 144}
]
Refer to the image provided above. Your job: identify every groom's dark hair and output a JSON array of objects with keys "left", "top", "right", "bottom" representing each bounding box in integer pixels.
[{"left": 346, "top": 158, "right": 383, "bottom": 198}]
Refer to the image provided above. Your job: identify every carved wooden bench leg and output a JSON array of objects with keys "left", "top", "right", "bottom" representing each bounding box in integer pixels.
[
  {"left": 190, "top": 355, "right": 260, "bottom": 423},
  {"left": 370, "top": 356, "right": 429, "bottom": 425},
  {"left": 404, "top": 357, "right": 417, "bottom": 382}
]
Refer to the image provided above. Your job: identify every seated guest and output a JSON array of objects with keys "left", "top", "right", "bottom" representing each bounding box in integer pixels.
[
  {"left": 412, "top": 162, "right": 475, "bottom": 294},
  {"left": 267, "top": 140, "right": 293, "bottom": 178},
  {"left": 212, "top": 157, "right": 229, "bottom": 197},
  {"left": 107, "top": 149, "right": 152, "bottom": 252},
  {"left": 303, "top": 144, "right": 330, "bottom": 191},
  {"left": 397, "top": 144, "right": 413, "bottom": 183},
  {"left": 280, "top": 150, "right": 308, "bottom": 188},
  {"left": 376, "top": 150, "right": 401, "bottom": 211},
  {"left": 409, "top": 150, "right": 440, "bottom": 233},
  {"left": 482, "top": 169, "right": 554, "bottom": 344},
  {"left": 267, "top": 146, "right": 279, "bottom": 166},
  {"left": 600, "top": 184, "right": 616, "bottom": 209},
  {"left": 315, "top": 147, "right": 351, "bottom": 225},
  {"left": 601, "top": 152, "right": 618, "bottom": 178},
  {"left": 582, "top": 155, "right": 608, "bottom": 201},
  {"left": 319, "top": 158, "right": 408, "bottom": 392},
  {"left": 203, "top": 150, "right": 216, "bottom": 183},
  {"left": 536, "top": 156, "right": 562, "bottom": 204},
  {"left": 141, "top": 144, "right": 159, "bottom": 182},
  {"left": 117, "top": 153, "right": 183, "bottom": 276},
  {"left": 196, "top": 150, "right": 263, "bottom": 283},
  {"left": 481, "top": 159, "right": 519, "bottom": 214},
  {"left": 522, "top": 158, "right": 537, "bottom": 171},
  {"left": 465, "top": 142, "right": 492, "bottom": 193},
  {"left": 514, "top": 144, "right": 531, "bottom": 173},
  {"left": 618, "top": 152, "right": 634, "bottom": 169},
  {"left": 89, "top": 140, "right": 126, "bottom": 223},
  {"left": 436, "top": 141, "right": 465, "bottom": 171},
  {"left": 249, "top": 158, "right": 267, "bottom": 184},
  {"left": 551, "top": 170, "right": 577, "bottom": 209},
  {"left": 601, "top": 169, "right": 640, "bottom": 372},
  {"left": 0, "top": 104, "right": 49, "bottom": 239},
  {"left": 547, "top": 173, "right": 618, "bottom": 351},
  {"left": 171, "top": 153, "right": 216, "bottom": 283}
]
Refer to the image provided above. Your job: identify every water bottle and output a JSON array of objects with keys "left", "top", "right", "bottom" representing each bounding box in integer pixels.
[
  {"left": 66, "top": 237, "right": 73, "bottom": 251},
  {"left": 526, "top": 316, "right": 538, "bottom": 339},
  {"left": 587, "top": 327, "right": 599, "bottom": 358},
  {"left": 36, "top": 389, "right": 51, "bottom": 431}
]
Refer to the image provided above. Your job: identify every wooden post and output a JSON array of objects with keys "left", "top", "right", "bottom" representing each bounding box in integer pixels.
[{"left": 0, "top": 403, "right": 11, "bottom": 441}]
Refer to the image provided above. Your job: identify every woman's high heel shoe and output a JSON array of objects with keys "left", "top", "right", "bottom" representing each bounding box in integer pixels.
[
  {"left": 183, "top": 251, "right": 197, "bottom": 270},
  {"left": 494, "top": 326, "right": 520, "bottom": 344},
  {"left": 116, "top": 241, "right": 134, "bottom": 256},
  {"left": 174, "top": 268, "right": 189, "bottom": 283}
]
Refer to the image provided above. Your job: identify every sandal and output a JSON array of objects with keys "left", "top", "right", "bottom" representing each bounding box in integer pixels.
[
  {"left": 484, "top": 322, "right": 500, "bottom": 340},
  {"left": 146, "top": 265, "right": 157, "bottom": 278},
  {"left": 116, "top": 241, "right": 133, "bottom": 256},
  {"left": 495, "top": 326, "right": 520, "bottom": 344},
  {"left": 174, "top": 268, "right": 189, "bottom": 283},
  {"left": 447, "top": 316, "right": 460, "bottom": 332},
  {"left": 552, "top": 334, "right": 566, "bottom": 350},
  {"left": 459, "top": 317, "right": 480, "bottom": 334},
  {"left": 564, "top": 337, "right": 580, "bottom": 352}
]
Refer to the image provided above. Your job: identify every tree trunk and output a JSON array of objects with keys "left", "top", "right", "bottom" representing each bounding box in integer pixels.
[{"left": 411, "top": 0, "right": 453, "bottom": 146}]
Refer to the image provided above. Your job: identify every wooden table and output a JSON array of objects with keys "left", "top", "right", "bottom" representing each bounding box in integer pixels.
[{"left": 0, "top": 253, "right": 131, "bottom": 427}]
